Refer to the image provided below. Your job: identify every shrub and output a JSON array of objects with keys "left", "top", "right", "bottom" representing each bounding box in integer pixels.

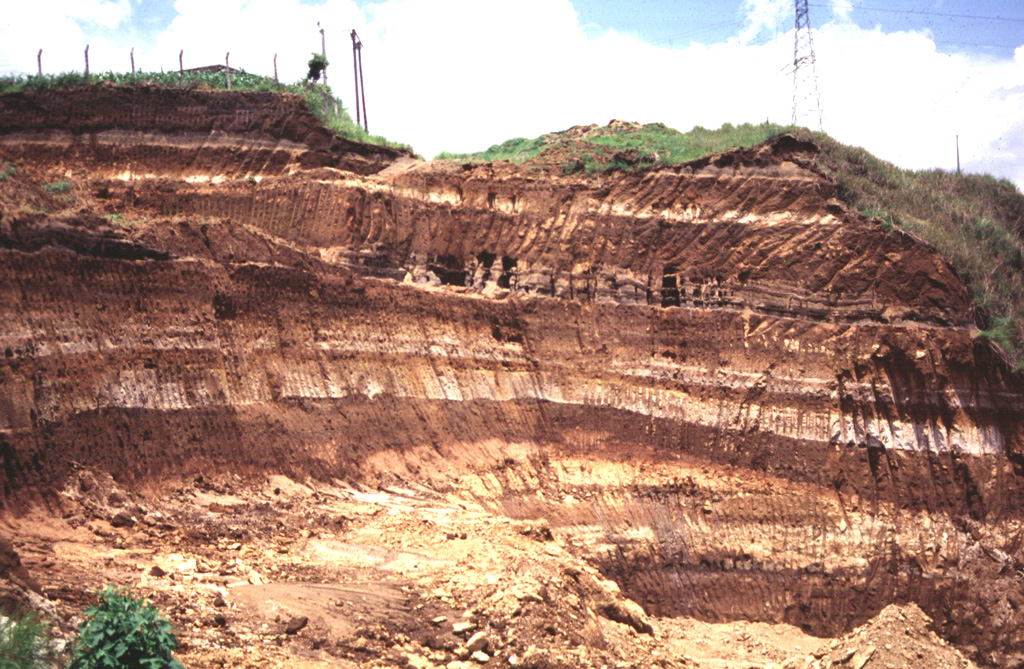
[
  {"left": 306, "top": 53, "right": 328, "bottom": 84},
  {"left": 0, "top": 609, "right": 56, "bottom": 669},
  {"left": 69, "top": 586, "right": 183, "bottom": 669}
]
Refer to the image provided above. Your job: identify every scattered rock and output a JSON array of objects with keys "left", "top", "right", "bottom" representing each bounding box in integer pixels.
[
  {"left": 597, "top": 598, "right": 653, "bottom": 635},
  {"left": 471, "top": 650, "right": 490, "bottom": 664},
  {"left": 466, "top": 630, "right": 489, "bottom": 653},
  {"left": 851, "top": 645, "right": 876, "bottom": 669},
  {"left": 453, "top": 621, "right": 477, "bottom": 635},
  {"left": 149, "top": 565, "right": 166, "bottom": 577},
  {"left": 110, "top": 510, "right": 136, "bottom": 528},
  {"left": 284, "top": 616, "right": 308, "bottom": 635}
]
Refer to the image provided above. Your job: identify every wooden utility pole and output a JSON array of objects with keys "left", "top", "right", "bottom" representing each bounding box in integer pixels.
[
  {"left": 37, "top": 49, "right": 42, "bottom": 76},
  {"left": 84, "top": 45, "right": 90, "bottom": 77},
  {"left": 273, "top": 54, "right": 278, "bottom": 85},
  {"left": 319, "top": 23, "right": 328, "bottom": 86},
  {"left": 357, "top": 40, "right": 367, "bottom": 131},
  {"left": 179, "top": 49, "right": 184, "bottom": 85},
  {"left": 350, "top": 29, "right": 367, "bottom": 132},
  {"left": 351, "top": 30, "right": 361, "bottom": 128},
  {"left": 956, "top": 135, "right": 961, "bottom": 175},
  {"left": 225, "top": 53, "right": 231, "bottom": 89},
  {"left": 130, "top": 47, "right": 135, "bottom": 79}
]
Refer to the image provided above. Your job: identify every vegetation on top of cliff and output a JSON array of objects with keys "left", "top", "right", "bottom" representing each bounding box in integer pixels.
[
  {"left": 435, "top": 121, "right": 789, "bottom": 173},
  {"left": 793, "top": 128, "right": 1024, "bottom": 369},
  {"left": 0, "top": 70, "right": 412, "bottom": 154},
  {"left": 442, "top": 121, "right": 1024, "bottom": 369}
]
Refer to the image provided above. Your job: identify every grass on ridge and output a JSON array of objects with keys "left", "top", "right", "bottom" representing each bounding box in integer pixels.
[
  {"left": 792, "top": 128, "right": 1024, "bottom": 368},
  {"left": 0, "top": 70, "right": 412, "bottom": 153},
  {"left": 435, "top": 121, "right": 792, "bottom": 173}
]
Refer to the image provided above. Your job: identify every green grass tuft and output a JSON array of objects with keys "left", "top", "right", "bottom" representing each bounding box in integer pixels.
[
  {"left": 0, "top": 609, "right": 57, "bottom": 669},
  {"left": 42, "top": 180, "right": 71, "bottom": 194}
]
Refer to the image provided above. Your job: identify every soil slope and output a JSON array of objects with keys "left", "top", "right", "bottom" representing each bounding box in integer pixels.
[{"left": 0, "top": 86, "right": 1021, "bottom": 668}]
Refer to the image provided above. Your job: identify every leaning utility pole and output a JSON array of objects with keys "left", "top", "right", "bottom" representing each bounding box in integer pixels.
[
  {"left": 350, "top": 29, "right": 368, "bottom": 132},
  {"left": 791, "top": 0, "right": 823, "bottom": 130}
]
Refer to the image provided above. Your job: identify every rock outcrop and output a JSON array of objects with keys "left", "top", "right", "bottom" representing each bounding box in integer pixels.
[{"left": 1, "top": 86, "right": 1023, "bottom": 665}]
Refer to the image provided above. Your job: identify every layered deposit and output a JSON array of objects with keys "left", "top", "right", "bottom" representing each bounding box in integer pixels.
[{"left": 0, "top": 86, "right": 1021, "bottom": 667}]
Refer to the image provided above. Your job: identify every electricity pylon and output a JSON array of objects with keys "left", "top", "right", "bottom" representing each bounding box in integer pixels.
[{"left": 791, "top": 0, "right": 823, "bottom": 130}]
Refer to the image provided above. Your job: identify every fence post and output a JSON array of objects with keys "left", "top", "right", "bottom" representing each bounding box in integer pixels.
[
  {"left": 179, "top": 49, "right": 184, "bottom": 85},
  {"left": 225, "top": 52, "right": 231, "bottom": 89},
  {"left": 37, "top": 49, "right": 42, "bottom": 76},
  {"left": 84, "top": 45, "right": 89, "bottom": 77}
]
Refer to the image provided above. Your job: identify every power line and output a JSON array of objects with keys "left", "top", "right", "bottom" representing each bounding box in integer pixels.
[
  {"left": 651, "top": 19, "right": 745, "bottom": 45},
  {"left": 807, "top": 3, "right": 1024, "bottom": 24},
  {"left": 934, "top": 40, "right": 1021, "bottom": 49}
]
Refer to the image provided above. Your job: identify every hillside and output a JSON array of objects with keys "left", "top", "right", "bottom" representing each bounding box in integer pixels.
[
  {"left": 0, "top": 85, "right": 1020, "bottom": 668},
  {"left": 441, "top": 121, "right": 1024, "bottom": 368}
]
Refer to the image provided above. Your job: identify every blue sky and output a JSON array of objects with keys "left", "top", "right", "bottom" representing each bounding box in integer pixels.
[
  {"left": 1, "top": 1, "right": 1023, "bottom": 188},
  {"left": 575, "top": 1, "right": 1024, "bottom": 57}
]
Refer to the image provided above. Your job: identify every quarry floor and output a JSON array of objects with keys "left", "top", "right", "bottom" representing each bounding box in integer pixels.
[{"left": 6, "top": 468, "right": 976, "bottom": 669}]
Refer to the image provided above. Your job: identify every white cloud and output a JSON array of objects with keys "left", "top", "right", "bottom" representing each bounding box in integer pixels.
[
  {"left": 736, "top": 0, "right": 790, "bottom": 44},
  {"left": 1, "top": 0, "right": 1023, "bottom": 192},
  {"left": 830, "top": 0, "right": 853, "bottom": 21}
]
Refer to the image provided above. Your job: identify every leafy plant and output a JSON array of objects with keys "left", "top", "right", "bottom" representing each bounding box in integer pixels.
[
  {"left": 306, "top": 53, "right": 329, "bottom": 84},
  {"left": 0, "top": 609, "right": 56, "bottom": 669},
  {"left": 69, "top": 586, "right": 184, "bottom": 669},
  {"left": 42, "top": 180, "right": 70, "bottom": 194},
  {"left": 0, "top": 164, "right": 15, "bottom": 182}
]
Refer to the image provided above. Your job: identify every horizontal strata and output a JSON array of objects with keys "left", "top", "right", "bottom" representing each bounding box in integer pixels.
[
  {"left": 2, "top": 87, "right": 1024, "bottom": 664},
  {"left": 123, "top": 153, "right": 973, "bottom": 326}
]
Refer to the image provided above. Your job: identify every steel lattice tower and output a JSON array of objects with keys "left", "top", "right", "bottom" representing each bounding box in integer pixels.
[{"left": 791, "top": 0, "right": 823, "bottom": 129}]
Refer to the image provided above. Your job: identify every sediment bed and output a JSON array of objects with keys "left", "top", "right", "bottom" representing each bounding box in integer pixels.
[{"left": 0, "top": 86, "right": 1019, "bottom": 668}]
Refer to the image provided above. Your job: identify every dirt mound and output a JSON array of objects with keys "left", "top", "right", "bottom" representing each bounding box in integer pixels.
[{"left": 800, "top": 603, "right": 977, "bottom": 669}]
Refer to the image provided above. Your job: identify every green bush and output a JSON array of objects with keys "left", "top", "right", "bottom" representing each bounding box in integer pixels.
[
  {"left": 306, "top": 53, "right": 328, "bottom": 83},
  {"left": 0, "top": 609, "right": 56, "bottom": 669},
  {"left": 69, "top": 586, "right": 183, "bottom": 669}
]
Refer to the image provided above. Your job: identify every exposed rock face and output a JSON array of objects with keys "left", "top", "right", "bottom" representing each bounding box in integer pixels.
[{"left": 1, "top": 87, "right": 1023, "bottom": 665}]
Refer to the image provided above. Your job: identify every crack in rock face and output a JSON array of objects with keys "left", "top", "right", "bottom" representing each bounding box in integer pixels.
[{"left": 0, "top": 86, "right": 1018, "bottom": 667}]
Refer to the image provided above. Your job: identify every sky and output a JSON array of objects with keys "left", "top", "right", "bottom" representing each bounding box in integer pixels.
[{"left": 1, "top": 0, "right": 1023, "bottom": 189}]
